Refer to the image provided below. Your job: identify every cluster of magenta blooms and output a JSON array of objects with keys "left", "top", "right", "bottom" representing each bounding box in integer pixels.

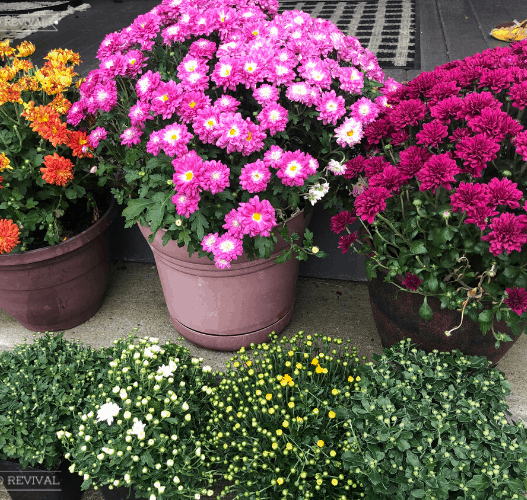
[
  {"left": 329, "top": 40, "right": 527, "bottom": 317},
  {"left": 66, "top": 0, "right": 399, "bottom": 269}
]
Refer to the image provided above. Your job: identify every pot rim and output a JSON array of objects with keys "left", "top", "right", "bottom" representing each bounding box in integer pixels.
[{"left": 0, "top": 195, "right": 117, "bottom": 266}]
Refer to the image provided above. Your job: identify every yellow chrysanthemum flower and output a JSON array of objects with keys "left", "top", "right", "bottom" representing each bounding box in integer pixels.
[
  {"left": 288, "top": 402, "right": 294, "bottom": 408},
  {"left": 277, "top": 478, "right": 284, "bottom": 485},
  {"left": 288, "top": 351, "right": 294, "bottom": 356},
  {"left": 331, "top": 478, "right": 338, "bottom": 486},
  {"left": 311, "top": 358, "right": 319, "bottom": 365},
  {"left": 276, "top": 429, "right": 282, "bottom": 436},
  {"left": 0, "top": 40, "right": 15, "bottom": 59},
  {"left": 0, "top": 66, "right": 16, "bottom": 82},
  {"left": 296, "top": 363, "right": 302, "bottom": 369},
  {"left": 16, "top": 41, "right": 36, "bottom": 58},
  {"left": 329, "top": 411, "right": 336, "bottom": 419},
  {"left": 315, "top": 365, "right": 323, "bottom": 374},
  {"left": 282, "top": 420, "right": 289, "bottom": 428},
  {"left": 285, "top": 442, "right": 292, "bottom": 450},
  {"left": 356, "top": 376, "right": 361, "bottom": 381},
  {"left": 348, "top": 375, "right": 354, "bottom": 383},
  {"left": 246, "top": 360, "right": 252, "bottom": 366},
  {"left": 266, "top": 393, "right": 272, "bottom": 401},
  {"left": 332, "top": 388, "right": 338, "bottom": 395},
  {"left": 0, "top": 153, "right": 13, "bottom": 172},
  {"left": 317, "top": 440, "right": 324, "bottom": 447}
]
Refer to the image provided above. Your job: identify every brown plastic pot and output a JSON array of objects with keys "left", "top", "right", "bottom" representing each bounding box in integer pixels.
[
  {"left": 0, "top": 459, "right": 83, "bottom": 500},
  {"left": 0, "top": 197, "right": 117, "bottom": 332},
  {"left": 138, "top": 209, "right": 312, "bottom": 351},
  {"left": 367, "top": 264, "right": 525, "bottom": 366}
]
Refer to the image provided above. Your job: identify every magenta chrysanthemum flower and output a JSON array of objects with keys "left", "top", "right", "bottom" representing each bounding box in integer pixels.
[
  {"left": 172, "top": 190, "right": 201, "bottom": 218},
  {"left": 344, "top": 156, "right": 366, "bottom": 180},
  {"left": 201, "top": 232, "right": 220, "bottom": 253},
  {"left": 129, "top": 101, "right": 153, "bottom": 129},
  {"left": 481, "top": 212, "right": 527, "bottom": 256},
  {"left": 486, "top": 177, "right": 523, "bottom": 210},
  {"left": 66, "top": 101, "right": 85, "bottom": 126},
  {"left": 223, "top": 208, "right": 245, "bottom": 239},
  {"left": 337, "top": 66, "right": 364, "bottom": 93},
  {"left": 315, "top": 90, "right": 346, "bottom": 126},
  {"left": 120, "top": 126, "right": 143, "bottom": 148},
  {"left": 369, "top": 165, "right": 406, "bottom": 192},
  {"left": 351, "top": 97, "right": 380, "bottom": 125},
  {"left": 200, "top": 160, "right": 230, "bottom": 195},
  {"left": 364, "top": 157, "right": 392, "bottom": 177},
  {"left": 93, "top": 80, "right": 118, "bottom": 113},
  {"left": 334, "top": 117, "right": 363, "bottom": 148},
  {"left": 467, "top": 108, "right": 514, "bottom": 141},
  {"left": 330, "top": 211, "right": 357, "bottom": 234},
  {"left": 478, "top": 67, "right": 515, "bottom": 93},
  {"left": 425, "top": 81, "right": 461, "bottom": 105},
  {"left": 136, "top": 70, "right": 161, "bottom": 102},
  {"left": 188, "top": 38, "right": 217, "bottom": 59},
  {"left": 150, "top": 80, "right": 182, "bottom": 120},
  {"left": 276, "top": 150, "right": 310, "bottom": 187},
  {"left": 389, "top": 99, "right": 427, "bottom": 129},
  {"left": 464, "top": 204, "right": 499, "bottom": 231},
  {"left": 213, "top": 94, "right": 240, "bottom": 113},
  {"left": 238, "top": 195, "right": 278, "bottom": 238},
  {"left": 455, "top": 133, "right": 501, "bottom": 177},
  {"left": 239, "top": 159, "right": 271, "bottom": 193},
  {"left": 513, "top": 130, "right": 527, "bottom": 160},
  {"left": 172, "top": 151, "right": 204, "bottom": 195},
  {"left": 509, "top": 81, "right": 527, "bottom": 109},
  {"left": 390, "top": 129, "right": 410, "bottom": 146},
  {"left": 416, "top": 153, "right": 460, "bottom": 194},
  {"left": 354, "top": 186, "right": 392, "bottom": 224},
  {"left": 160, "top": 122, "right": 193, "bottom": 158},
  {"left": 253, "top": 84, "right": 280, "bottom": 105},
  {"left": 450, "top": 181, "right": 490, "bottom": 217},
  {"left": 337, "top": 232, "right": 358, "bottom": 253},
  {"left": 457, "top": 91, "right": 501, "bottom": 120},
  {"left": 415, "top": 120, "right": 448, "bottom": 148},
  {"left": 429, "top": 96, "right": 463, "bottom": 124},
  {"left": 146, "top": 130, "right": 162, "bottom": 156},
  {"left": 364, "top": 117, "right": 393, "bottom": 145},
  {"left": 175, "top": 91, "right": 211, "bottom": 123},
  {"left": 257, "top": 103, "right": 289, "bottom": 135},
  {"left": 504, "top": 287, "right": 527, "bottom": 316},
  {"left": 212, "top": 233, "right": 244, "bottom": 262},
  {"left": 401, "top": 273, "right": 422, "bottom": 291},
  {"left": 88, "top": 126, "right": 107, "bottom": 148}
]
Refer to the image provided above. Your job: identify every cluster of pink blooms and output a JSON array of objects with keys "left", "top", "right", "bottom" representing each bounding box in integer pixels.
[
  {"left": 331, "top": 40, "right": 527, "bottom": 316},
  {"left": 68, "top": 0, "right": 389, "bottom": 268}
]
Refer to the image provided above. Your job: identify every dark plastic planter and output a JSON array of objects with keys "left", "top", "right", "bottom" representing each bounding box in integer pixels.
[
  {"left": 0, "top": 197, "right": 118, "bottom": 332},
  {"left": 0, "top": 460, "right": 83, "bottom": 500},
  {"left": 98, "top": 484, "right": 136, "bottom": 500}
]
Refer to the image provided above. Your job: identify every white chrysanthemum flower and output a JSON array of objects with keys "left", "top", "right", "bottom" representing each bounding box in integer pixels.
[
  {"left": 131, "top": 420, "right": 146, "bottom": 437},
  {"left": 143, "top": 347, "right": 154, "bottom": 358},
  {"left": 182, "top": 402, "right": 189, "bottom": 411},
  {"left": 202, "top": 365, "right": 212, "bottom": 373},
  {"left": 96, "top": 402, "right": 121, "bottom": 426}
]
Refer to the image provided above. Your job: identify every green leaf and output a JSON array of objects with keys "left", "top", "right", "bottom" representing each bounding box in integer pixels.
[
  {"left": 466, "top": 475, "right": 491, "bottom": 491},
  {"left": 409, "top": 241, "right": 427, "bottom": 254},
  {"left": 429, "top": 227, "right": 454, "bottom": 247},
  {"left": 478, "top": 310, "right": 494, "bottom": 323},
  {"left": 419, "top": 297, "right": 433, "bottom": 321},
  {"left": 64, "top": 188, "right": 77, "bottom": 200},
  {"left": 190, "top": 211, "right": 209, "bottom": 243},
  {"left": 406, "top": 450, "right": 419, "bottom": 467},
  {"left": 410, "top": 489, "right": 425, "bottom": 498},
  {"left": 396, "top": 438, "right": 410, "bottom": 451},
  {"left": 122, "top": 199, "right": 152, "bottom": 221}
]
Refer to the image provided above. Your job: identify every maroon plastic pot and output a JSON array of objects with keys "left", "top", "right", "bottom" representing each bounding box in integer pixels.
[
  {"left": 138, "top": 209, "right": 312, "bottom": 351},
  {"left": 0, "top": 197, "right": 117, "bottom": 332},
  {"left": 367, "top": 265, "right": 525, "bottom": 365}
]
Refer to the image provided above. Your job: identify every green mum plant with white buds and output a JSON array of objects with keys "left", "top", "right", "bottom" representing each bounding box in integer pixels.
[
  {"left": 207, "top": 331, "right": 367, "bottom": 500},
  {"left": 0, "top": 331, "right": 111, "bottom": 470},
  {"left": 57, "top": 333, "right": 218, "bottom": 500},
  {"left": 340, "top": 338, "right": 527, "bottom": 500}
]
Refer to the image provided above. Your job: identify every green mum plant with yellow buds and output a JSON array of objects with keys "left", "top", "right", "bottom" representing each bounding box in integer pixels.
[
  {"left": 340, "top": 338, "right": 527, "bottom": 500},
  {"left": 57, "top": 334, "right": 218, "bottom": 500},
  {"left": 207, "top": 331, "right": 367, "bottom": 500}
]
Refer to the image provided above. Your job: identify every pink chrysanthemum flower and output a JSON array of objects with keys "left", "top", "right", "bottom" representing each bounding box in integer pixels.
[
  {"left": 512, "top": 130, "right": 527, "bottom": 160},
  {"left": 415, "top": 120, "right": 448, "bottom": 148},
  {"left": 337, "top": 232, "right": 358, "bottom": 253},
  {"left": 429, "top": 96, "right": 464, "bottom": 124},
  {"left": 213, "top": 95, "right": 240, "bottom": 113},
  {"left": 369, "top": 165, "right": 406, "bottom": 192},
  {"left": 200, "top": 160, "right": 230, "bottom": 195},
  {"left": 457, "top": 91, "right": 502, "bottom": 120},
  {"left": 211, "top": 58, "right": 240, "bottom": 91},
  {"left": 129, "top": 101, "right": 154, "bottom": 129},
  {"left": 238, "top": 195, "right": 277, "bottom": 238},
  {"left": 303, "top": 60, "right": 332, "bottom": 89},
  {"left": 123, "top": 49, "right": 148, "bottom": 77},
  {"left": 416, "top": 153, "right": 460, "bottom": 194},
  {"left": 478, "top": 67, "right": 515, "bottom": 93},
  {"left": 212, "top": 233, "right": 244, "bottom": 262},
  {"left": 276, "top": 150, "right": 310, "bottom": 187},
  {"left": 239, "top": 55, "right": 266, "bottom": 89},
  {"left": 504, "top": 287, "right": 527, "bottom": 316},
  {"left": 177, "top": 54, "right": 207, "bottom": 79},
  {"left": 363, "top": 157, "right": 392, "bottom": 177},
  {"left": 402, "top": 273, "right": 422, "bottom": 291},
  {"left": 88, "top": 126, "right": 107, "bottom": 148},
  {"left": 146, "top": 130, "right": 163, "bottom": 156},
  {"left": 464, "top": 204, "right": 499, "bottom": 231},
  {"left": 389, "top": 99, "right": 427, "bottom": 129},
  {"left": 285, "top": 82, "right": 311, "bottom": 104},
  {"left": 93, "top": 81, "right": 118, "bottom": 113},
  {"left": 481, "top": 212, "right": 527, "bottom": 256},
  {"left": 172, "top": 151, "right": 204, "bottom": 195},
  {"left": 188, "top": 38, "right": 217, "bottom": 59},
  {"left": 179, "top": 69, "right": 209, "bottom": 92},
  {"left": 354, "top": 186, "right": 392, "bottom": 224},
  {"left": 66, "top": 101, "right": 85, "bottom": 126},
  {"left": 201, "top": 232, "right": 219, "bottom": 253},
  {"left": 334, "top": 117, "right": 363, "bottom": 148},
  {"left": 351, "top": 97, "right": 380, "bottom": 125},
  {"left": 337, "top": 66, "right": 364, "bottom": 94},
  {"left": 172, "top": 190, "right": 201, "bottom": 218},
  {"left": 267, "top": 61, "right": 296, "bottom": 86},
  {"left": 160, "top": 122, "right": 193, "bottom": 158},
  {"left": 193, "top": 107, "right": 221, "bottom": 144},
  {"left": 263, "top": 145, "right": 284, "bottom": 168},
  {"left": 161, "top": 24, "right": 187, "bottom": 45},
  {"left": 136, "top": 70, "right": 161, "bottom": 102},
  {"left": 330, "top": 211, "right": 357, "bottom": 234},
  {"left": 150, "top": 80, "right": 182, "bottom": 120},
  {"left": 215, "top": 113, "right": 248, "bottom": 154},
  {"left": 241, "top": 119, "right": 267, "bottom": 156},
  {"left": 455, "top": 133, "right": 501, "bottom": 177},
  {"left": 315, "top": 90, "right": 346, "bottom": 126},
  {"left": 99, "top": 54, "right": 127, "bottom": 79},
  {"left": 253, "top": 84, "right": 280, "bottom": 105},
  {"left": 97, "top": 32, "right": 125, "bottom": 60},
  {"left": 486, "top": 177, "right": 523, "bottom": 210},
  {"left": 120, "top": 127, "right": 143, "bottom": 148},
  {"left": 257, "top": 103, "right": 288, "bottom": 135},
  {"left": 509, "top": 81, "right": 527, "bottom": 109},
  {"left": 450, "top": 182, "right": 490, "bottom": 216},
  {"left": 175, "top": 91, "right": 211, "bottom": 123},
  {"left": 223, "top": 208, "right": 245, "bottom": 239},
  {"left": 239, "top": 159, "right": 271, "bottom": 193}
]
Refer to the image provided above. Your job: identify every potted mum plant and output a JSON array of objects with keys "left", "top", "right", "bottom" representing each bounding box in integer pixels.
[
  {"left": 331, "top": 40, "right": 527, "bottom": 364},
  {"left": 67, "top": 0, "right": 395, "bottom": 350},
  {"left": 58, "top": 334, "right": 218, "bottom": 500},
  {"left": 0, "top": 40, "right": 117, "bottom": 332},
  {"left": 0, "top": 332, "right": 112, "bottom": 500}
]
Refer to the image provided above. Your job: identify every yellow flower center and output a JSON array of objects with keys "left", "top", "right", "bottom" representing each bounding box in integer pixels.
[
  {"left": 207, "top": 119, "right": 214, "bottom": 127},
  {"left": 185, "top": 172, "right": 193, "bottom": 181},
  {"left": 347, "top": 130, "right": 354, "bottom": 137},
  {"left": 189, "top": 101, "right": 197, "bottom": 108},
  {"left": 162, "top": 94, "right": 169, "bottom": 102},
  {"left": 246, "top": 132, "right": 252, "bottom": 141},
  {"left": 229, "top": 128, "right": 237, "bottom": 136},
  {"left": 252, "top": 213, "right": 261, "bottom": 221},
  {"left": 130, "top": 59, "right": 136, "bottom": 65}
]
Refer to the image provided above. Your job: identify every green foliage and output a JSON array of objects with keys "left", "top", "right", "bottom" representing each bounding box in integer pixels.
[{"left": 0, "top": 332, "right": 111, "bottom": 469}]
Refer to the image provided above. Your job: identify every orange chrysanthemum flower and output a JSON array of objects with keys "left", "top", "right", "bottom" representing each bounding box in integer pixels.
[
  {"left": 75, "top": 77, "right": 86, "bottom": 89},
  {"left": 67, "top": 130, "right": 93, "bottom": 158},
  {"left": 0, "top": 40, "right": 15, "bottom": 60},
  {"left": 16, "top": 41, "right": 36, "bottom": 58},
  {"left": 45, "top": 48, "right": 81, "bottom": 67},
  {"left": 0, "top": 82, "right": 22, "bottom": 105},
  {"left": 0, "top": 219, "right": 21, "bottom": 254},
  {"left": 17, "top": 76, "right": 40, "bottom": 92},
  {"left": 12, "top": 58, "right": 33, "bottom": 73},
  {"left": 40, "top": 153, "right": 74, "bottom": 186},
  {"left": 0, "top": 153, "right": 12, "bottom": 172},
  {"left": 38, "top": 118, "right": 70, "bottom": 147},
  {"left": 49, "top": 93, "right": 72, "bottom": 115},
  {"left": 0, "top": 65, "right": 17, "bottom": 82}
]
